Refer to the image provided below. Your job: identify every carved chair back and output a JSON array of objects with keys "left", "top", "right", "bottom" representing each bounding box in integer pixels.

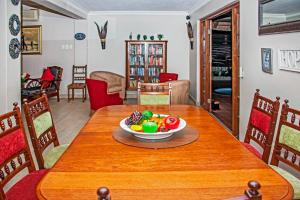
[
  {"left": 244, "top": 89, "right": 280, "bottom": 163},
  {"left": 0, "top": 103, "right": 35, "bottom": 199},
  {"left": 72, "top": 65, "right": 87, "bottom": 84},
  {"left": 271, "top": 100, "right": 300, "bottom": 172},
  {"left": 137, "top": 82, "right": 172, "bottom": 105},
  {"left": 23, "top": 93, "right": 59, "bottom": 169}
]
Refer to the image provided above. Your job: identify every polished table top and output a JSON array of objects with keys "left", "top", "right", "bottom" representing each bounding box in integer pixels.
[{"left": 37, "top": 105, "right": 293, "bottom": 199}]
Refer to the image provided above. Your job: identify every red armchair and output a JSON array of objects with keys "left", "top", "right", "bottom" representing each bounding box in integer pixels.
[
  {"left": 159, "top": 73, "right": 178, "bottom": 83},
  {"left": 86, "top": 78, "right": 123, "bottom": 115}
]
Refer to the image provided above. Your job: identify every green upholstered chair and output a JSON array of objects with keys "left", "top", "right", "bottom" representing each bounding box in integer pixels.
[
  {"left": 24, "top": 93, "right": 69, "bottom": 169},
  {"left": 137, "top": 82, "right": 171, "bottom": 105},
  {"left": 270, "top": 100, "right": 300, "bottom": 199}
]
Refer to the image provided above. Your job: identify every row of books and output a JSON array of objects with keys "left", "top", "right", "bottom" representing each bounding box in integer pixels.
[
  {"left": 129, "top": 55, "right": 145, "bottom": 65},
  {"left": 129, "top": 44, "right": 145, "bottom": 55},
  {"left": 129, "top": 80, "right": 137, "bottom": 88},
  {"left": 129, "top": 67, "right": 145, "bottom": 76},
  {"left": 148, "top": 67, "right": 162, "bottom": 77},
  {"left": 149, "top": 77, "right": 160, "bottom": 83},
  {"left": 148, "top": 45, "right": 163, "bottom": 55},
  {"left": 148, "top": 56, "right": 163, "bottom": 66},
  {"left": 129, "top": 78, "right": 160, "bottom": 88},
  {"left": 129, "top": 79, "right": 147, "bottom": 88}
]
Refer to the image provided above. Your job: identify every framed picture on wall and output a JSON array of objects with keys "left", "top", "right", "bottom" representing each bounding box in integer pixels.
[
  {"left": 261, "top": 48, "right": 272, "bottom": 74},
  {"left": 21, "top": 25, "right": 42, "bottom": 54}
]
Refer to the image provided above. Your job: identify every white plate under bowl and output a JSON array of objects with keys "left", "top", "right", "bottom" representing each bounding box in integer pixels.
[{"left": 120, "top": 114, "right": 186, "bottom": 140}]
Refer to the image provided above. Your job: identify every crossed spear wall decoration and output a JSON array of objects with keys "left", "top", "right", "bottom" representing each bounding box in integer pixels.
[{"left": 95, "top": 20, "right": 108, "bottom": 50}]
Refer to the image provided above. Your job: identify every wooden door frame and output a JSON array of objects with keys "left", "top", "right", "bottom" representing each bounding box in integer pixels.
[{"left": 199, "top": 1, "right": 240, "bottom": 138}]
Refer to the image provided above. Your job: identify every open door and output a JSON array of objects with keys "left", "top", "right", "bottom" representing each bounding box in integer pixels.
[
  {"left": 200, "top": 20, "right": 212, "bottom": 112},
  {"left": 199, "top": 2, "right": 240, "bottom": 137},
  {"left": 231, "top": 6, "right": 240, "bottom": 137}
]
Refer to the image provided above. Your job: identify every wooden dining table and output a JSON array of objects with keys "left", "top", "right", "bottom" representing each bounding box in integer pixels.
[{"left": 37, "top": 105, "right": 293, "bottom": 199}]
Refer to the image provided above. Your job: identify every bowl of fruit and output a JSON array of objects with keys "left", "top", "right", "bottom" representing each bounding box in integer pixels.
[{"left": 120, "top": 110, "right": 186, "bottom": 140}]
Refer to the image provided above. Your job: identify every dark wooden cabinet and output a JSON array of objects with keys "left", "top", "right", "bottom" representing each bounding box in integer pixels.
[{"left": 125, "top": 40, "right": 167, "bottom": 90}]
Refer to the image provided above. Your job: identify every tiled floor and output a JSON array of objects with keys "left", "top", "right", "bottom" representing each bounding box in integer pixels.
[{"left": 48, "top": 98, "right": 139, "bottom": 144}]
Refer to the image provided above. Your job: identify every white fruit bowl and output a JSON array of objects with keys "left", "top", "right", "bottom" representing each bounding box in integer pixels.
[{"left": 120, "top": 114, "right": 186, "bottom": 140}]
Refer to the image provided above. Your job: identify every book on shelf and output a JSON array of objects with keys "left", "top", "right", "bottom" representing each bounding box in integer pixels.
[
  {"left": 148, "top": 56, "right": 163, "bottom": 66},
  {"left": 137, "top": 67, "right": 145, "bottom": 76},
  {"left": 130, "top": 55, "right": 145, "bottom": 65},
  {"left": 149, "top": 77, "right": 159, "bottom": 83},
  {"left": 129, "top": 44, "right": 145, "bottom": 55},
  {"left": 148, "top": 67, "right": 161, "bottom": 77},
  {"left": 148, "top": 45, "right": 163, "bottom": 55}
]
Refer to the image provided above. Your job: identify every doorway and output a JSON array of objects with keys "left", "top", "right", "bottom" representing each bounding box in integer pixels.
[
  {"left": 199, "top": 2, "right": 239, "bottom": 137},
  {"left": 211, "top": 12, "right": 232, "bottom": 130}
]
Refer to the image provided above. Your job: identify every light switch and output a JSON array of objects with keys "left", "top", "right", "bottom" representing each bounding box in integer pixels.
[{"left": 239, "top": 66, "right": 244, "bottom": 78}]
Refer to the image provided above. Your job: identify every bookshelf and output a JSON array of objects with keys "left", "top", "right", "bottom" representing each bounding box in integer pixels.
[{"left": 125, "top": 40, "right": 167, "bottom": 90}]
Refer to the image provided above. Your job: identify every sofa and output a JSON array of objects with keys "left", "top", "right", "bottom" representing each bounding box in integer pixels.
[{"left": 167, "top": 80, "right": 190, "bottom": 104}]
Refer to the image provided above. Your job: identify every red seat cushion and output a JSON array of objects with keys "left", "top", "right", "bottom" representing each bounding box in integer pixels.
[
  {"left": 40, "top": 68, "right": 55, "bottom": 89},
  {"left": 250, "top": 108, "right": 271, "bottom": 134},
  {"left": 159, "top": 73, "right": 178, "bottom": 83},
  {"left": 242, "top": 142, "right": 262, "bottom": 159},
  {"left": 0, "top": 129, "right": 26, "bottom": 164},
  {"left": 6, "top": 169, "right": 48, "bottom": 200},
  {"left": 40, "top": 68, "right": 54, "bottom": 81}
]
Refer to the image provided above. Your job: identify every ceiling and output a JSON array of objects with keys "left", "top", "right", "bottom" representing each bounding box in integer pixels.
[{"left": 67, "top": 0, "right": 209, "bottom": 12}]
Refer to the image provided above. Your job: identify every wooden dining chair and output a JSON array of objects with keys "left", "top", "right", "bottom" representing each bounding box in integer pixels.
[
  {"left": 97, "top": 180, "right": 262, "bottom": 200},
  {"left": 242, "top": 89, "right": 280, "bottom": 163},
  {"left": 24, "top": 93, "right": 69, "bottom": 169},
  {"left": 0, "top": 103, "right": 48, "bottom": 200},
  {"left": 67, "top": 65, "right": 87, "bottom": 102},
  {"left": 270, "top": 99, "right": 300, "bottom": 199},
  {"left": 137, "top": 82, "right": 172, "bottom": 105}
]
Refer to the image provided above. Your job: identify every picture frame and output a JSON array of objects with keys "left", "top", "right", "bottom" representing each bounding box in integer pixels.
[
  {"left": 261, "top": 48, "right": 272, "bottom": 74},
  {"left": 21, "top": 25, "right": 42, "bottom": 54}
]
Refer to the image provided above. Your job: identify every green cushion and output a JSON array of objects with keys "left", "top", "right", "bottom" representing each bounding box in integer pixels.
[
  {"left": 44, "top": 144, "right": 69, "bottom": 168},
  {"left": 279, "top": 125, "right": 300, "bottom": 152},
  {"left": 270, "top": 165, "right": 300, "bottom": 199},
  {"left": 140, "top": 95, "right": 170, "bottom": 105},
  {"left": 33, "top": 111, "right": 53, "bottom": 138}
]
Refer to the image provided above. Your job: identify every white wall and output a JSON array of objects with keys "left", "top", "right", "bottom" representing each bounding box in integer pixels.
[
  {"left": 23, "top": 12, "right": 190, "bottom": 96},
  {"left": 239, "top": 0, "right": 300, "bottom": 140},
  {"left": 190, "top": 0, "right": 300, "bottom": 140},
  {"left": 0, "top": 0, "right": 21, "bottom": 113},
  {"left": 87, "top": 12, "right": 190, "bottom": 80},
  {"left": 22, "top": 11, "right": 75, "bottom": 96}
]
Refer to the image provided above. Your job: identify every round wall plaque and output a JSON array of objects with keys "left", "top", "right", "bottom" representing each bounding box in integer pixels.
[
  {"left": 9, "top": 14, "right": 20, "bottom": 36},
  {"left": 9, "top": 38, "right": 21, "bottom": 59},
  {"left": 74, "top": 33, "right": 86, "bottom": 40},
  {"left": 11, "top": 0, "right": 20, "bottom": 6}
]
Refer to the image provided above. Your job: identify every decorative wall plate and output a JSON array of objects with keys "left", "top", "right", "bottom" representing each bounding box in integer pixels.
[
  {"left": 9, "top": 14, "right": 20, "bottom": 36},
  {"left": 9, "top": 38, "right": 21, "bottom": 59},
  {"left": 74, "top": 33, "right": 86, "bottom": 40},
  {"left": 11, "top": 0, "right": 20, "bottom": 6}
]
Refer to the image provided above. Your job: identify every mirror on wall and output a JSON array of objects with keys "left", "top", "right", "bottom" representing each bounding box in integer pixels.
[{"left": 259, "top": 0, "right": 300, "bottom": 35}]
